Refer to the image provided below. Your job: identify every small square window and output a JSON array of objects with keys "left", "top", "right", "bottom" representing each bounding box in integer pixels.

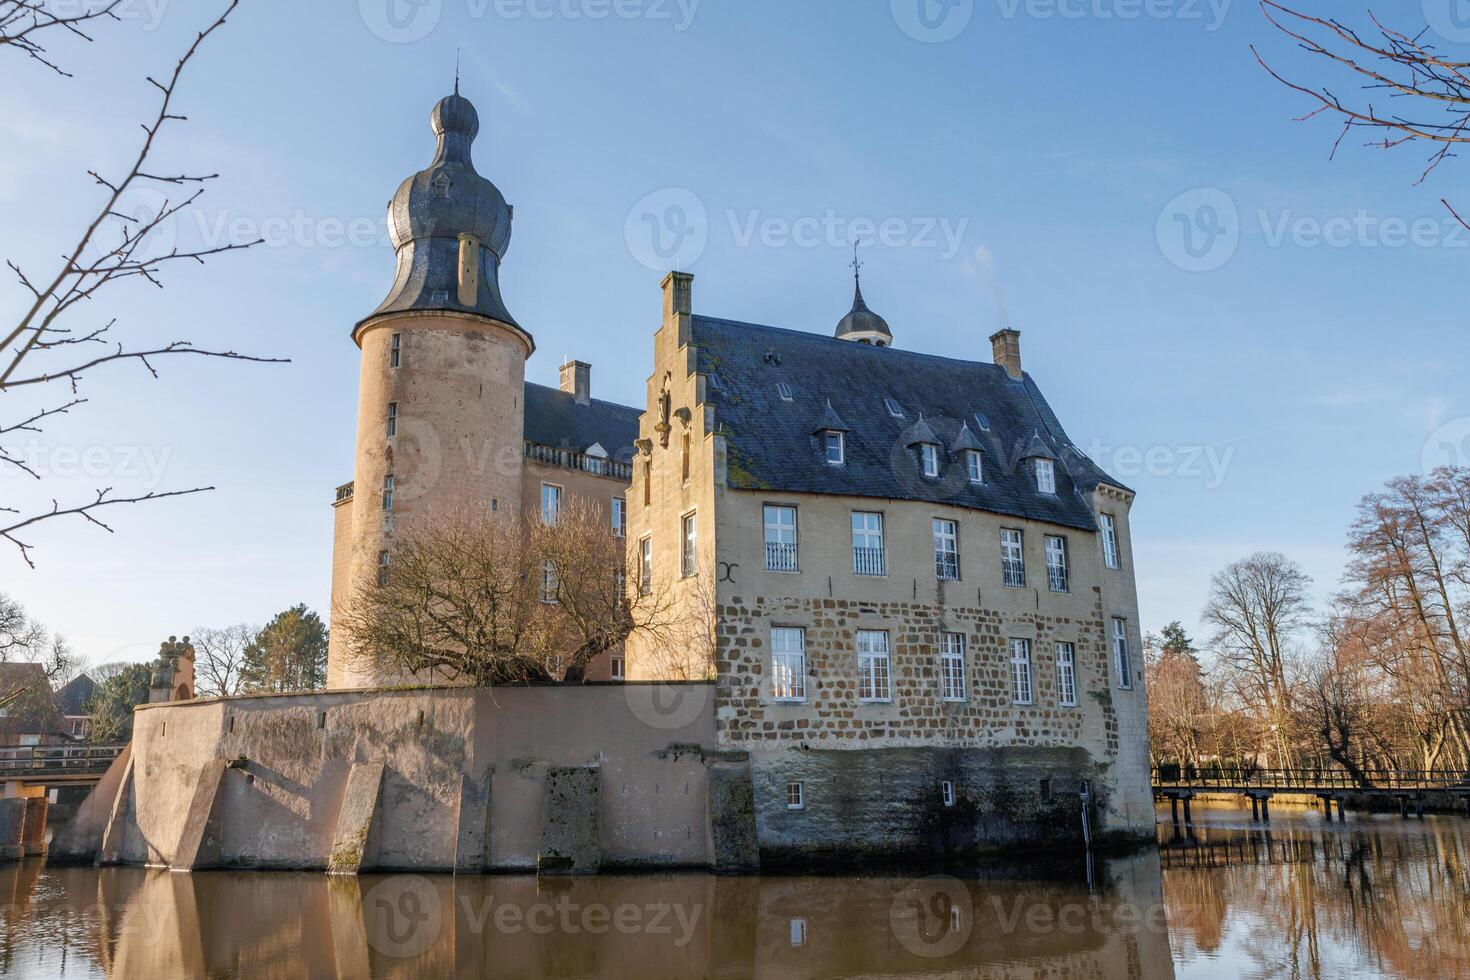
[
  {"left": 942, "top": 781, "right": 956, "bottom": 807},
  {"left": 787, "top": 781, "right": 805, "bottom": 810},
  {"left": 789, "top": 918, "right": 807, "bottom": 947},
  {"left": 824, "top": 431, "right": 844, "bottom": 465},
  {"left": 885, "top": 398, "right": 905, "bottom": 418},
  {"left": 920, "top": 443, "right": 940, "bottom": 478},
  {"left": 611, "top": 655, "right": 626, "bottom": 681},
  {"left": 1036, "top": 458, "right": 1056, "bottom": 495},
  {"left": 975, "top": 412, "right": 991, "bottom": 432},
  {"left": 778, "top": 382, "right": 794, "bottom": 402},
  {"left": 1040, "top": 778, "right": 1053, "bottom": 803}
]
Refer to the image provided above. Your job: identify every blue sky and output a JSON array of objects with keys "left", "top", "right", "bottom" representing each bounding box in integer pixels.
[{"left": 2, "top": 0, "right": 1465, "bottom": 665}]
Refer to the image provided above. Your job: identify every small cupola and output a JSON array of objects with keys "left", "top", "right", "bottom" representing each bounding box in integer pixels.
[{"left": 835, "top": 246, "right": 893, "bottom": 347}]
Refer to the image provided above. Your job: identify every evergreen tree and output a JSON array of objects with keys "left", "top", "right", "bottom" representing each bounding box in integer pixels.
[
  {"left": 84, "top": 663, "right": 154, "bottom": 742},
  {"left": 241, "top": 605, "right": 328, "bottom": 693}
]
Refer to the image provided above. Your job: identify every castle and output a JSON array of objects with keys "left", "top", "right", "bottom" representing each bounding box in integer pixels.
[{"left": 57, "top": 88, "right": 1152, "bottom": 873}]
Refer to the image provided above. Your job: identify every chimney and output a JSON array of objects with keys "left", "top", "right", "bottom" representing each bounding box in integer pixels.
[
  {"left": 989, "top": 328, "right": 1022, "bottom": 380},
  {"left": 560, "top": 360, "right": 592, "bottom": 405},
  {"left": 662, "top": 270, "right": 693, "bottom": 326}
]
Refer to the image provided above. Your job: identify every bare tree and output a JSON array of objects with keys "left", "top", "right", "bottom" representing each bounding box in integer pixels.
[
  {"left": 1, "top": 0, "right": 284, "bottom": 568},
  {"left": 340, "top": 499, "right": 680, "bottom": 686},
  {"left": 191, "top": 623, "right": 253, "bottom": 698},
  {"left": 1203, "top": 552, "right": 1313, "bottom": 769},
  {"left": 1145, "top": 623, "right": 1212, "bottom": 768},
  {"left": 0, "top": 0, "right": 122, "bottom": 76},
  {"left": 0, "top": 591, "right": 72, "bottom": 710},
  {"left": 1255, "top": 1, "right": 1470, "bottom": 229}
]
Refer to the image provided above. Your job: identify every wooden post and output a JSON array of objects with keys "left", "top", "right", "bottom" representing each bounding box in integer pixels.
[
  {"left": 1399, "top": 796, "right": 1408, "bottom": 819},
  {"left": 1322, "top": 797, "right": 1333, "bottom": 822},
  {"left": 1182, "top": 795, "right": 1193, "bottom": 825},
  {"left": 1170, "top": 796, "right": 1179, "bottom": 827},
  {"left": 1335, "top": 798, "right": 1345, "bottom": 821},
  {"left": 1261, "top": 795, "right": 1271, "bottom": 823},
  {"left": 1250, "top": 796, "right": 1260, "bottom": 822}
]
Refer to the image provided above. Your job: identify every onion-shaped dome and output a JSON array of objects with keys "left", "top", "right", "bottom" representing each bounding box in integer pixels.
[
  {"left": 359, "top": 91, "right": 524, "bottom": 339},
  {"left": 835, "top": 276, "right": 892, "bottom": 346}
]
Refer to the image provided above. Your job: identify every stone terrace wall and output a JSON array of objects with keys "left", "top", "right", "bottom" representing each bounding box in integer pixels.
[{"left": 106, "top": 684, "right": 725, "bottom": 873}]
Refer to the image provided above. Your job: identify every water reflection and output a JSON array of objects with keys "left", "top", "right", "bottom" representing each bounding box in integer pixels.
[
  {"left": 7, "top": 809, "right": 1469, "bottom": 978},
  {"left": 1163, "top": 806, "right": 1470, "bottom": 979},
  {"left": 0, "top": 855, "right": 1172, "bottom": 978}
]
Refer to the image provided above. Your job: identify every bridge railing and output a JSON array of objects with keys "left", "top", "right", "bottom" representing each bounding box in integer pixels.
[
  {"left": 1152, "top": 766, "right": 1470, "bottom": 792},
  {"left": 0, "top": 743, "right": 126, "bottom": 778}
]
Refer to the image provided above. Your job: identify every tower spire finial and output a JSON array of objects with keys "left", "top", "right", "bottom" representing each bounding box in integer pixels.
[
  {"left": 850, "top": 240, "right": 863, "bottom": 284},
  {"left": 454, "top": 48, "right": 461, "bottom": 94}
]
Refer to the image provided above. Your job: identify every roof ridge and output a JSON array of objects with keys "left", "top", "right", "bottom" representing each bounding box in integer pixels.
[{"left": 693, "top": 314, "right": 1012, "bottom": 372}]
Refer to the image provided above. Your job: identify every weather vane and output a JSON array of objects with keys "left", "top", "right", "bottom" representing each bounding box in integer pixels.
[
  {"left": 454, "top": 48, "right": 461, "bottom": 94},
  {"left": 850, "top": 240, "right": 864, "bottom": 282}
]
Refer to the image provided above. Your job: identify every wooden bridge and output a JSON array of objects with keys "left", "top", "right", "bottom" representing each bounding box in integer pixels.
[
  {"left": 1152, "top": 767, "right": 1470, "bottom": 825},
  {"left": 0, "top": 744, "right": 126, "bottom": 787}
]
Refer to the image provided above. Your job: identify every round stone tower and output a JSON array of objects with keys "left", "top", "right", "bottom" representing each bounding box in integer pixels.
[{"left": 333, "top": 89, "right": 534, "bottom": 688}]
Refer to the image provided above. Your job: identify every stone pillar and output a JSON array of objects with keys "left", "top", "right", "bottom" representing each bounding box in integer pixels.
[
  {"left": 0, "top": 797, "right": 25, "bottom": 861},
  {"left": 20, "top": 795, "right": 47, "bottom": 857}
]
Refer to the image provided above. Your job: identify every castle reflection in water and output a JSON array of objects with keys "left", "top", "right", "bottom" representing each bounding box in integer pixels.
[{"left": 3, "top": 806, "right": 1470, "bottom": 978}]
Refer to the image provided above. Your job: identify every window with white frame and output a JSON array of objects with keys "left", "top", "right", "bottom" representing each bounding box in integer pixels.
[
  {"left": 1010, "top": 638, "right": 1034, "bottom": 704},
  {"left": 786, "top": 780, "right": 805, "bottom": 809},
  {"left": 539, "top": 560, "right": 559, "bottom": 604},
  {"left": 852, "top": 512, "right": 886, "bottom": 576},
  {"left": 1000, "top": 528, "right": 1025, "bottom": 587},
  {"left": 1113, "top": 618, "right": 1133, "bottom": 689},
  {"left": 1100, "top": 514, "right": 1120, "bottom": 569},
  {"left": 1045, "top": 535, "right": 1069, "bottom": 593},
  {"left": 942, "top": 780, "right": 956, "bottom": 807},
  {"left": 764, "top": 505, "right": 798, "bottom": 572},
  {"left": 377, "top": 551, "right": 391, "bottom": 587},
  {"left": 390, "top": 332, "right": 402, "bottom": 368},
  {"left": 381, "top": 474, "right": 395, "bottom": 512},
  {"left": 386, "top": 402, "right": 398, "bottom": 438},
  {"left": 934, "top": 519, "right": 959, "bottom": 581},
  {"left": 639, "top": 537, "right": 653, "bottom": 595},
  {"left": 681, "top": 513, "right": 697, "bottom": 578},
  {"left": 1036, "top": 458, "right": 1056, "bottom": 494},
  {"left": 612, "top": 497, "right": 626, "bottom": 538},
  {"left": 941, "top": 632, "right": 967, "bottom": 702},
  {"left": 824, "top": 431, "right": 844, "bottom": 465},
  {"left": 965, "top": 449, "right": 983, "bottom": 484},
  {"left": 611, "top": 655, "right": 625, "bottom": 681},
  {"left": 771, "top": 627, "right": 807, "bottom": 701},
  {"left": 920, "top": 443, "right": 940, "bottom": 478},
  {"left": 540, "top": 483, "right": 562, "bottom": 525},
  {"left": 857, "top": 630, "right": 892, "bottom": 702},
  {"left": 1056, "top": 642, "right": 1077, "bottom": 707}
]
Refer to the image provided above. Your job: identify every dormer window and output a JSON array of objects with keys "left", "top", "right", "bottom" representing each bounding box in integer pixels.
[
  {"left": 920, "top": 443, "right": 940, "bottom": 478},
  {"left": 824, "top": 431, "right": 845, "bottom": 465},
  {"left": 1036, "top": 459, "right": 1056, "bottom": 494},
  {"left": 965, "top": 449, "right": 983, "bottom": 484}
]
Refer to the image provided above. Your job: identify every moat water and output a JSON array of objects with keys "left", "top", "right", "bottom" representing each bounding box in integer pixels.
[{"left": 2, "top": 804, "right": 1468, "bottom": 978}]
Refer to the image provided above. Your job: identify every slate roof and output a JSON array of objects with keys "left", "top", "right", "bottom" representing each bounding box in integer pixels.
[
  {"left": 523, "top": 382, "right": 641, "bottom": 461},
  {"left": 54, "top": 674, "right": 96, "bottom": 717},
  {"left": 691, "top": 316, "right": 1126, "bottom": 533}
]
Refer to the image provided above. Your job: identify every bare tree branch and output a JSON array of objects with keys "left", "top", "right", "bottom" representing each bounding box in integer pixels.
[{"left": 0, "top": 0, "right": 123, "bottom": 77}]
